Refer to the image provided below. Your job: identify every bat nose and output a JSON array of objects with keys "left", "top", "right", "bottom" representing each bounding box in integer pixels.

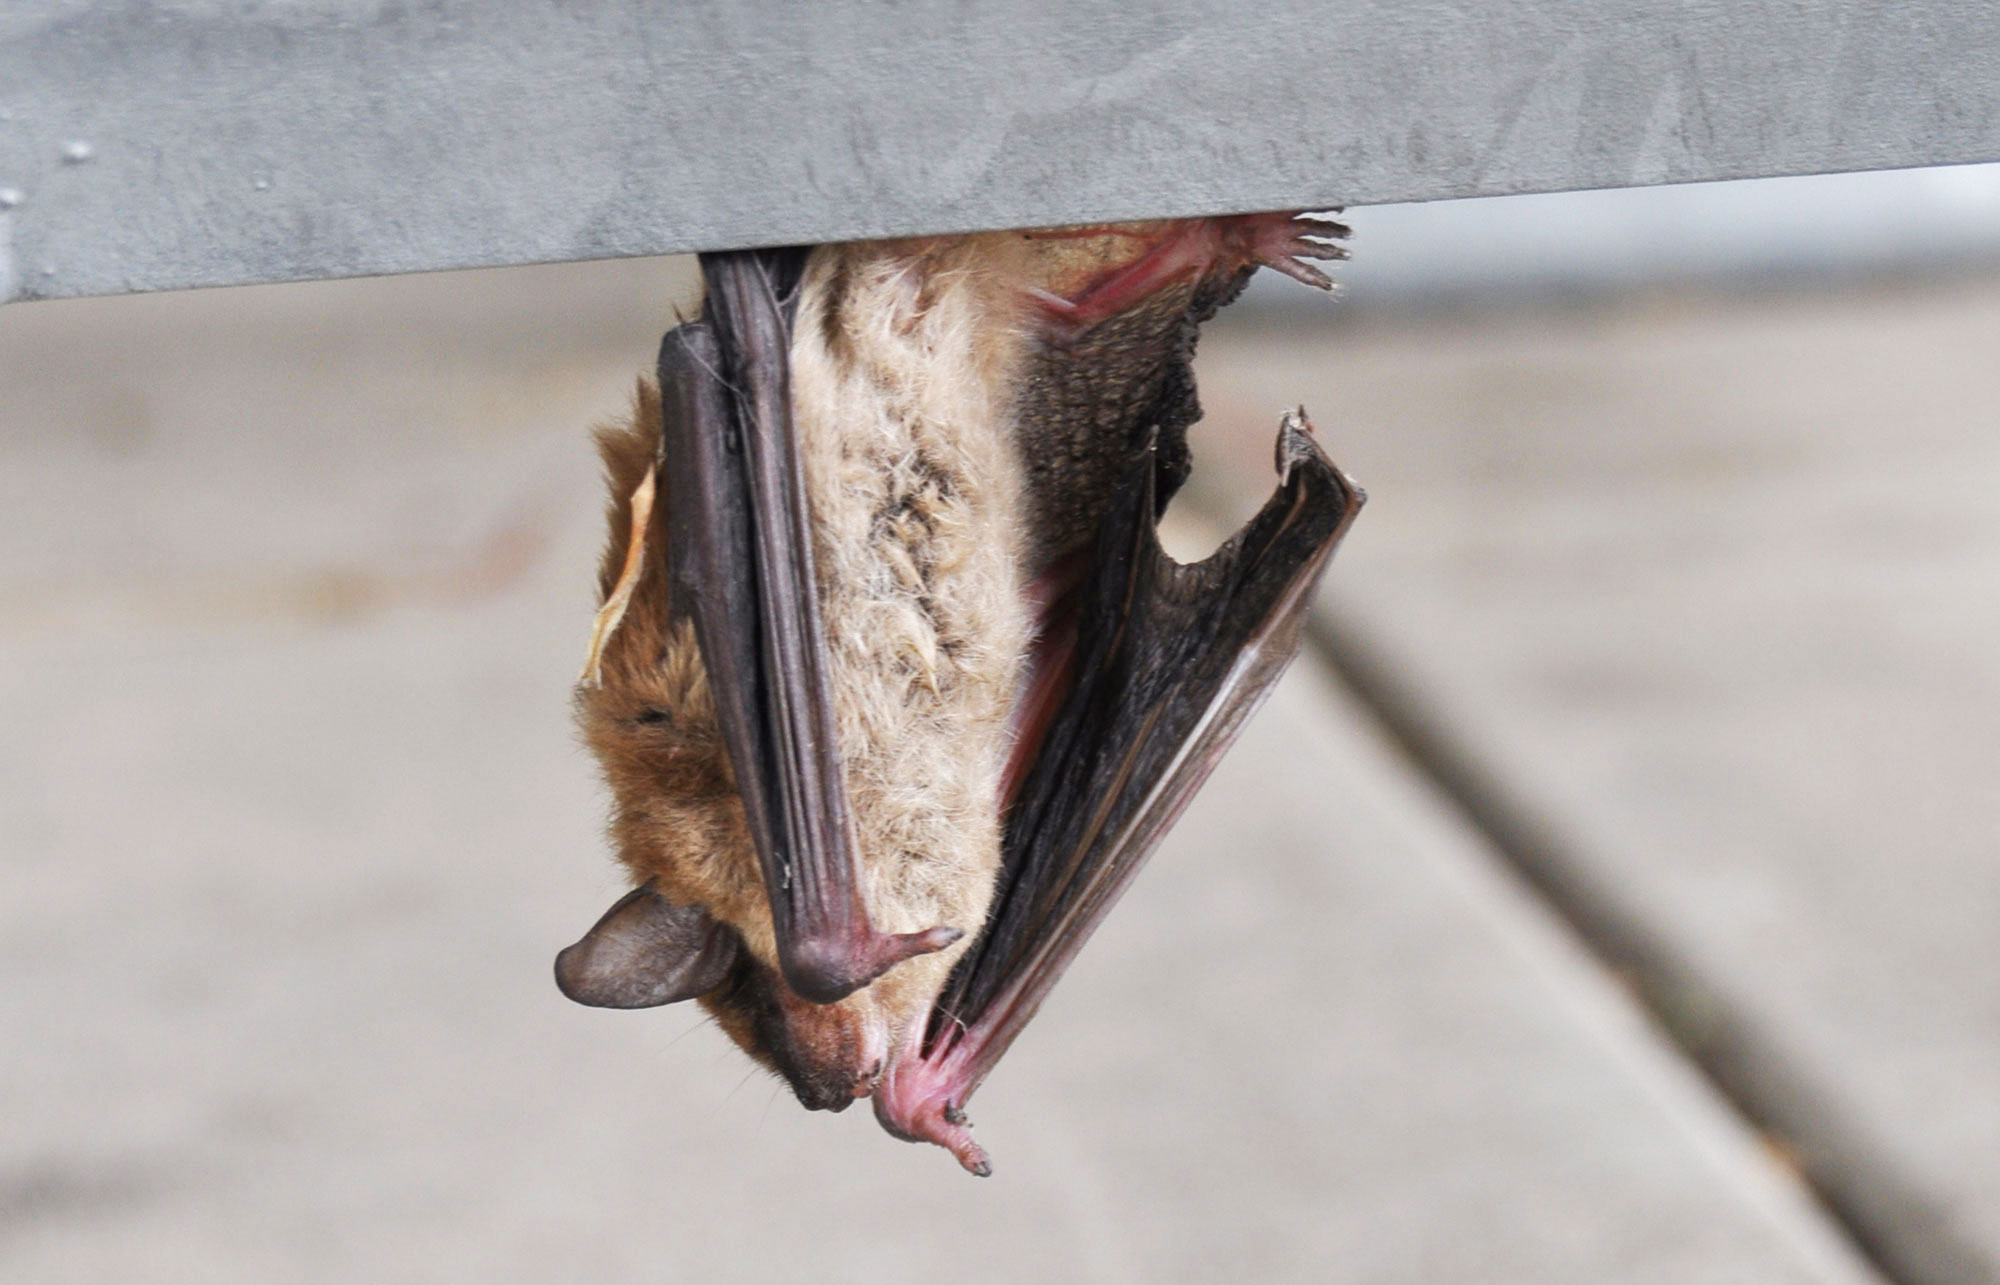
[
  {"left": 787, "top": 1066, "right": 868, "bottom": 1113},
  {"left": 766, "top": 989, "right": 885, "bottom": 1112}
]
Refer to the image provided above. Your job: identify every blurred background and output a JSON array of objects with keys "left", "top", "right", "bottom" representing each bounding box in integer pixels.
[{"left": 3, "top": 164, "right": 1997, "bottom": 1284}]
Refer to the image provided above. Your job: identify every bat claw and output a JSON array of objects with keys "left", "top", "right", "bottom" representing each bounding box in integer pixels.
[
  {"left": 781, "top": 924, "right": 965, "bottom": 1004},
  {"left": 1232, "top": 211, "right": 1350, "bottom": 293},
  {"left": 883, "top": 924, "right": 966, "bottom": 965},
  {"left": 1023, "top": 210, "right": 1350, "bottom": 339}
]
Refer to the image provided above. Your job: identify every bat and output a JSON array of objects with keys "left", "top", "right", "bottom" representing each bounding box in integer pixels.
[{"left": 556, "top": 214, "right": 1364, "bottom": 1173}]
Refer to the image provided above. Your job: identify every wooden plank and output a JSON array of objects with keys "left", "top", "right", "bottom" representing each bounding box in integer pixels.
[
  {"left": 0, "top": 265, "right": 1876, "bottom": 1282},
  {"left": 1193, "top": 271, "right": 2000, "bottom": 1285},
  {"left": 4, "top": 1, "right": 2000, "bottom": 302}
]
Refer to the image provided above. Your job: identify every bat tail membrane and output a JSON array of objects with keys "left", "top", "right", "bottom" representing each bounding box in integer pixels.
[{"left": 876, "top": 408, "right": 1364, "bottom": 1173}]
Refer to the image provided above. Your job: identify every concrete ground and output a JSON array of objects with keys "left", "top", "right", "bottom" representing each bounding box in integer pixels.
[
  {"left": 2, "top": 258, "right": 1989, "bottom": 1282},
  {"left": 1197, "top": 279, "right": 2000, "bottom": 1285}
]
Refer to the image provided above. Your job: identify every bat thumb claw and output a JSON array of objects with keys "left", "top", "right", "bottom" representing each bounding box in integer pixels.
[
  {"left": 782, "top": 925, "right": 965, "bottom": 1003},
  {"left": 857, "top": 924, "right": 966, "bottom": 983},
  {"left": 893, "top": 924, "right": 966, "bottom": 957}
]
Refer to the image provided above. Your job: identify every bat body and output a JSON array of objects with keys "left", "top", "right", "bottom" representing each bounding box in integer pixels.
[{"left": 560, "top": 215, "right": 1362, "bottom": 1170}]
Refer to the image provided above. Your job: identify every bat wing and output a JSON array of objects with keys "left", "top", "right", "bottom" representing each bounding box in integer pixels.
[
  {"left": 875, "top": 409, "right": 1363, "bottom": 1172},
  {"left": 658, "top": 250, "right": 959, "bottom": 1005}
]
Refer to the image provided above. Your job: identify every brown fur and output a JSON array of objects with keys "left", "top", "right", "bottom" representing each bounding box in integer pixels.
[{"left": 578, "top": 387, "right": 766, "bottom": 942}]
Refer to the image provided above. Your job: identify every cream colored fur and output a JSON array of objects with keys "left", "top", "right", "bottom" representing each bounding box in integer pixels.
[{"left": 786, "top": 236, "right": 1036, "bottom": 1019}]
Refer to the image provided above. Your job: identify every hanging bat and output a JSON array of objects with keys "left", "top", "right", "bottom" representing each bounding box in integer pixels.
[{"left": 556, "top": 213, "right": 1364, "bottom": 1174}]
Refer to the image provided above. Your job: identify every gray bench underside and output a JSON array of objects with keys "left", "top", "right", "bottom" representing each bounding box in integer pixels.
[{"left": 3, "top": 0, "right": 1998, "bottom": 303}]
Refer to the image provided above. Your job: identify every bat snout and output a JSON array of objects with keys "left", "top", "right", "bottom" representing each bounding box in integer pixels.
[
  {"left": 735, "top": 974, "right": 895, "bottom": 1114},
  {"left": 785, "top": 1065, "right": 869, "bottom": 1114}
]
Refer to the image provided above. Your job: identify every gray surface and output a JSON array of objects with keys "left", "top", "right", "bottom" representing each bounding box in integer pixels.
[
  {"left": 5, "top": 1, "right": 2000, "bottom": 303},
  {"left": 1193, "top": 280, "right": 2000, "bottom": 1284},
  {"left": 0, "top": 264, "right": 1878, "bottom": 1283},
  {"left": 1248, "top": 163, "right": 2000, "bottom": 311}
]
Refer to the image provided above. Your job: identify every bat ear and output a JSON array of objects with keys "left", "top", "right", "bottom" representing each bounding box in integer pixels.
[{"left": 555, "top": 884, "right": 741, "bottom": 1008}]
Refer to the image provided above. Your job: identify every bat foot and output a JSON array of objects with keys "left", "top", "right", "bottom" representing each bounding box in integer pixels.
[
  {"left": 1226, "top": 210, "right": 1351, "bottom": 292},
  {"left": 1025, "top": 211, "right": 1350, "bottom": 340},
  {"left": 899, "top": 1103, "right": 992, "bottom": 1178},
  {"left": 874, "top": 1053, "right": 992, "bottom": 1175}
]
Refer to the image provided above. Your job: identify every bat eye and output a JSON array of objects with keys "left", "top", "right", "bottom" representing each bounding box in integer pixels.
[{"left": 632, "top": 708, "right": 669, "bottom": 726}]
